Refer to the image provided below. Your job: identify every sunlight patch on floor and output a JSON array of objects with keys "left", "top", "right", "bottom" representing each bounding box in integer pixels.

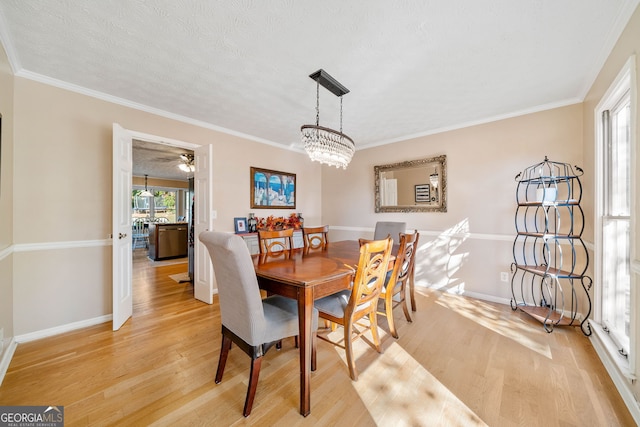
[
  {"left": 434, "top": 292, "right": 552, "bottom": 359},
  {"left": 351, "top": 341, "right": 487, "bottom": 426},
  {"left": 322, "top": 327, "right": 487, "bottom": 426}
]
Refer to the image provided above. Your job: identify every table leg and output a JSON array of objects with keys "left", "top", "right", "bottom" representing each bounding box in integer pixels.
[{"left": 297, "top": 286, "right": 313, "bottom": 416}]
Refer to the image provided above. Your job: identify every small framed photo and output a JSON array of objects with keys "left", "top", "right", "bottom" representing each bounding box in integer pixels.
[
  {"left": 415, "top": 184, "right": 430, "bottom": 203},
  {"left": 234, "top": 217, "right": 248, "bottom": 234}
]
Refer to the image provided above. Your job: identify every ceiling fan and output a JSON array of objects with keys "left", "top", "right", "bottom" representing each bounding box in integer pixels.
[{"left": 178, "top": 153, "right": 195, "bottom": 172}]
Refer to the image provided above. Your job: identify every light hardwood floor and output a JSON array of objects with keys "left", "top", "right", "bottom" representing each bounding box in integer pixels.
[{"left": 0, "top": 250, "right": 635, "bottom": 426}]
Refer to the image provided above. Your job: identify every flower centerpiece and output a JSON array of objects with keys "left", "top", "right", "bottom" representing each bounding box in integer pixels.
[{"left": 256, "top": 213, "right": 302, "bottom": 230}]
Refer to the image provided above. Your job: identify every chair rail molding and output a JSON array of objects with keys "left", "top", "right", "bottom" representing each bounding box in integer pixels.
[
  {"left": 0, "top": 245, "right": 12, "bottom": 262},
  {"left": 13, "top": 239, "right": 112, "bottom": 252}
]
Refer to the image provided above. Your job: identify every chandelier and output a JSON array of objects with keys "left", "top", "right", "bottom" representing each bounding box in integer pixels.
[
  {"left": 301, "top": 69, "right": 355, "bottom": 169},
  {"left": 178, "top": 153, "right": 195, "bottom": 172},
  {"left": 140, "top": 174, "right": 154, "bottom": 198}
]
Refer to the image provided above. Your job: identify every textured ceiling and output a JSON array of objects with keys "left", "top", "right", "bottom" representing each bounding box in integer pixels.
[
  {"left": 0, "top": 1, "right": 638, "bottom": 162},
  {"left": 132, "top": 140, "right": 193, "bottom": 181}
]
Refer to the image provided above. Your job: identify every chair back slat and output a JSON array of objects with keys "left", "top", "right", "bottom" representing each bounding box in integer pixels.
[
  {"left": 258, "top": 229, "right": 294, "bottom": 254},
  {"left": 389, "top": 231, "right": 419, "bottom": 291},
  {"left": 302, "top": 225, "right": 329, "bottom": 251},
  {"left": 348, "top": 237, "right": 393, "bottom": 315}
]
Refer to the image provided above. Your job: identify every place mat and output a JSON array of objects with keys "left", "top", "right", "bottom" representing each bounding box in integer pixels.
[{"left": 169, "top": 272, "right": 191, "bottom": 283}]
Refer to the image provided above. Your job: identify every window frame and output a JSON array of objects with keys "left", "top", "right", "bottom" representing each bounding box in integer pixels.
[{"left": 594, "top": 55, "right": 637, "bottom": 378}]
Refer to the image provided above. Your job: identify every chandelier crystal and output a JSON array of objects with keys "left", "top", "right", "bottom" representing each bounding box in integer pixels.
[{"left": 301, "top": 69, "right": 354, "bottom": 169}]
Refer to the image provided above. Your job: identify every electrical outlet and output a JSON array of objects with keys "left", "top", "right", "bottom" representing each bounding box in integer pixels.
[{"left": 500, "top": 272, "right": 509, "bottom": 282}]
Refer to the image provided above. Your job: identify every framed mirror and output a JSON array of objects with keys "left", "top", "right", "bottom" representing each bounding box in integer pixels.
[{"left": 374, "top": 155, "right": 447, "bottom": 213}]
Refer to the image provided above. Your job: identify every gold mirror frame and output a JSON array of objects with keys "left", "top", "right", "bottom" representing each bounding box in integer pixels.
[{"left": 374, "top": 155, "right": 447, "bottom": 213}]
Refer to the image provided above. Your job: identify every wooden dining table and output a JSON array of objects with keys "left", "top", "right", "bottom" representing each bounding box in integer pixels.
[{"left": 252, "top": 240, "right": 362, "bottom": 416}]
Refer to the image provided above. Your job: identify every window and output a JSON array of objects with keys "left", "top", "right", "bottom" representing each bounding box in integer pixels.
[
  {"left": 132, "top": 187, "right": 183, "bottom": 223},
  {"left": 153, "top": 190, "right": 177, "bottom": 222},
  {"left": 595, "top": 56, "right": 636, "bottom": 375},
  {"left": 602, "top": 92, "right": 631, "bottom": 353}
]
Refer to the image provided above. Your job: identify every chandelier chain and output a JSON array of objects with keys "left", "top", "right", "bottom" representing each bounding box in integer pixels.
[
  {"left": 340, "top": 96, "right": 343, "bottom": 134},
  {"left": 315, "top": 80, "right": 320, "bottom": 127}
]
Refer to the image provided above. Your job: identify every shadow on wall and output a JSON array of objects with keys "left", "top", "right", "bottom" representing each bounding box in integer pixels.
[{"left": 414, "top": 219, "right": 470, "bottom": 294}]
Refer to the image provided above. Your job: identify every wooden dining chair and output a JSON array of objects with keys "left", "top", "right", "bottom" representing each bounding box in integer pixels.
[
  {"left": 199, "top": 231, "right": 318, "bottom": 417},
  {"left": 131, "top": 218, "right": 148, "bottom": 249},
  {"left": 302, "top": 225, "right": 329, "bottom": 251},
  {"left": 373, "top": 221, "right": 406, "bottom": 241},
  {"left": 314, "top": 236, "right": 392, "bottom": 381},
  {"left": 258, "top": 228, "right": 294, "bottom": 254},
  {"left": 378, "top": 231, "right": 419, "bottom": 338}
]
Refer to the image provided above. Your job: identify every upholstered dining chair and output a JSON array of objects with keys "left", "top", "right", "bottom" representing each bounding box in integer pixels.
[
  {"left": 258, "top": 228, "right": 294, "bottom": 254},
  {"left": 378, "top": 231, "right": 420, "bottom": 338},
  {"left": 373, "top": 221, "right": 406, "bottom": 241},
  {"left": 302, "top": 225, "right": 329, "bottom": 251},
  {"left": 199, "top": 231, "right": 318, "bottom": 417},
  {"left": 314, "top": 237, "right": 393, "bottom": 381}
]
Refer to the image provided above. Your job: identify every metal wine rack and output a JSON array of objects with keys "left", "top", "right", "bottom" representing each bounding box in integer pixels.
[{"left": 510, "top": 157, "right": 592, "bottom": 335}]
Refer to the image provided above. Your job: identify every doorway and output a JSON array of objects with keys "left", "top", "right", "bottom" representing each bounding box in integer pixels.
[
  {"left": 132, "top": 141, "right": 194, "bottom": 297},
  {"left": 113, "top": 123, "right": 214, "bottom": 331}
]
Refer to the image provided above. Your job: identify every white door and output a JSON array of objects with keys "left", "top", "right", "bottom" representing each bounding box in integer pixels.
[
  {"left": 112, "top": 123, "right": 133, "bottom": 330},
  {"left": 383, "top": 178, "right": 398, "bottom": 205},
  {"left": 194, "top": 143, "right": 216, "bottom": 303}
]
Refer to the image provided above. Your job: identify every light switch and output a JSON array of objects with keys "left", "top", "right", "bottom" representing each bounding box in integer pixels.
[{"left": 211, "top": 210, "right": 217, "bottom": 219}]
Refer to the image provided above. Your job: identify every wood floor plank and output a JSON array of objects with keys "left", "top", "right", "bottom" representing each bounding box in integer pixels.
[{"left": 0, "top": 249, "right": 635, "bottom": 426}]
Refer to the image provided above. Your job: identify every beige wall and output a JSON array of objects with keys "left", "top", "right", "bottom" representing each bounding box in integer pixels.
[
  {"left": 0, "top": 39, "right": 14, "bottom": 350},
  {"left": 323, "top": 104, "right": 583, "bottom": 301},
  {"left": 582, "top": 3, "right": 640, "bottom": 408},
  {"left": 10, "top": 77, "right": 321, "bottom": 336}
]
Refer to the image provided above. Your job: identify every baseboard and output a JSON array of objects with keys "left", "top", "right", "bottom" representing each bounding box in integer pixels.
[
  {"left": 0, "top": 337, "right": 18, "bottom": 386},
  {"left": 457, "top": 290, "right": 511, "bottom": 306},
  {"left": 15, "top": 314, "right": 113, "bottom": 343},
  {"left": 589, "top": 323, "right": 640, "bottom": 425}
]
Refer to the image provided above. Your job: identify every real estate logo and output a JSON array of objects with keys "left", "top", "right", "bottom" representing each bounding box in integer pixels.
[{"left": 0, "top": 406, "right": 64, "bottom": 427}]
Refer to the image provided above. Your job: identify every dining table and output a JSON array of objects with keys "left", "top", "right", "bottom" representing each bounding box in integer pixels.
[{"left": 252, "top": 240, "right": 363, "bottom": 416}]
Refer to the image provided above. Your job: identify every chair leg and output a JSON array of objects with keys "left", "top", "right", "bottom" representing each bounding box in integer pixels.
[
  {"left": 215, "top": 334, "right": 232, "bottom": 384},
  {"left": 410, "top": 277, "right": 417, "bottom": 312},
  {"left": 369, "top": 310, "right": 382, "bottom": 354},
  {"left": 386, "top": 295, "right": 398, "bottom": 339},
  {"left": 311, "top": 332, "right": 317, "bottom": 372},
  {"left": 344, "top": 322, "right": 358, "bottom": 381},
  {"left": 243, "top": 356, "right": 262, "bottom": 417},
  {"left": 401, "top": 295, "right": 412, "bottom": 323}
]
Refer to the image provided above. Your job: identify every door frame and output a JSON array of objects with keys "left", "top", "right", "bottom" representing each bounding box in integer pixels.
[{"left": 112, "top": 125, "right": 213, "bottom": 330}]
